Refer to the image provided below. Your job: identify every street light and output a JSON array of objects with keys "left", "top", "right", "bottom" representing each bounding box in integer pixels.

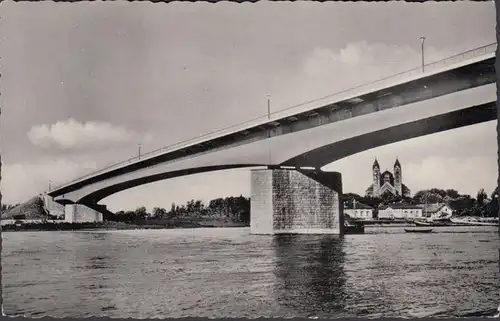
[
  {"left": 267, "top": 94, "right": 271, "bottom": 120},
  {"left": 48, "top": 180, "right": 52, "bottom": 191},
  {"left": 138, "top": 143, "right": 142, "bottom": 159},
  {"left": 419, "top": 36, "right": 426, "bottom": 72}
]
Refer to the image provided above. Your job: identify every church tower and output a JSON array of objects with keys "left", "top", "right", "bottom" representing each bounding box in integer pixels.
[
  {"left": 394, "top": 157, "right": 402, "bottom": 196},
  {"left": 372, "top": 158, "right": 380, "bottom": 197}
]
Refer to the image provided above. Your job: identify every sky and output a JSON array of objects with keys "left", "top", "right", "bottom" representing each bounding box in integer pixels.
[{"left": 0, "top": 1, "right": 497, "bottom": 212}]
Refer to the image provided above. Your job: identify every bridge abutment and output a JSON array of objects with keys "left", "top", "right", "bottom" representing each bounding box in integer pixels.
[
  {"left": 64, "top": 204, "right": 104, "bottom": 223},
  {"left": 42, "top": 195, "right": 104, "bottom": 223},
  {"left": 250, "top": 169, "right": 344, "bottom": 235},
  {"left": 42, "top": 194, "right": 65, "bottom": 217}
]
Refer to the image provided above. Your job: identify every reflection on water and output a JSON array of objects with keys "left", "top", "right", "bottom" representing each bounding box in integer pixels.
[
  {"left": 67, "top": 232, "right": 118, "bottom": 313},
  {"left": 2, "top": 226, "right": 499, "bottom": 318},
  {"left": 273, "top": 235, "right": 346, "bottom": 316}
]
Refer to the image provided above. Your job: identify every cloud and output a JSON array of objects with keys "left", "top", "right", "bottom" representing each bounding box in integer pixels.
[
  {"left": 27, "top": 118, "right": 152, "bottom": 150},
  {"left": 1, "top": 158, "right": 98, "bottom": 205}
]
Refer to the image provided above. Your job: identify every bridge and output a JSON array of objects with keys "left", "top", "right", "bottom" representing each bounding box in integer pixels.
[{"left": 45, "top": 43, "right": 497, "bottom": 234}]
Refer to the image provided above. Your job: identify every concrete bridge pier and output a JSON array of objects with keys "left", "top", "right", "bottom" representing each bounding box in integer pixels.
[
  {"left": 250, "top": 168, "right": 344, "bottom": 235},
  {"left": 64, "top": 203, "right": 104, "bottom": 223}
]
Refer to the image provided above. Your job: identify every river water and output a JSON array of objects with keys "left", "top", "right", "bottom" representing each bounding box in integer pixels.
[{"left": 2, "top": 226, "right": 499, "bottom": 318}]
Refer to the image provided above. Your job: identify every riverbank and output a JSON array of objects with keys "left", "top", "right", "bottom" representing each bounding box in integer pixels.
[
  {"left": 353, "top": 217, "right": 499, "bottom": 227},
  {"left": 1, "top": 219, "right": 249, "bottom": 232}
]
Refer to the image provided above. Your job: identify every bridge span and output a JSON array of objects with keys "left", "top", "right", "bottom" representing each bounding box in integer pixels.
[{"left": 44, "top": 43, "right": 496, "bottom": 235}]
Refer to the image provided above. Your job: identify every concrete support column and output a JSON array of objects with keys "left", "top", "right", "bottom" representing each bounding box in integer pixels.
[
  {"left": 250, "top": 168, "right": 343, "bottom": 235},
  {"left": 64, "top": 204, "right": 104, "bottom": 223}
]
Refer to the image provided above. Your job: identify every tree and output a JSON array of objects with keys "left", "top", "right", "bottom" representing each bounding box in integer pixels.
[
  {"left": 476, "top": 188, "right": 488, "bottom": 206},
  {"left": 194, "top": 200, "right": 204, "bottom": 212},
  {"left": 429, "top": 188, "right": 447, "bottom": 198},
  {"left": 169, "top": 203, "right": 177, "bottom": 216},
  {"left": 342, "top": 193, "right": 362, "bottom": 202},
  {"left": 134, "top": 206, "right": 148, "bottom": 220},
  {"left": 413, "top": 190, "right": 443, "bottom": 204},
  {"left": 490, "top": 187, "right": 499, "bottom": 200},
  {"left": 445, "top": 189, "right": 460, "bottom": 199},
  {"left": 152, "top": 207, "right": 167, "bottom": 218},
  {"left": 380, "top": 190, "right": 401, "bottom": 204},
  {"left": 186, "top": 199, "right": 195, "bottom": 213},
  {"left": 449, "top": 195, "right": 475, "bottom": 216},
  {"left": 487, "top": 190, "right": 499, "bottom": 218}
]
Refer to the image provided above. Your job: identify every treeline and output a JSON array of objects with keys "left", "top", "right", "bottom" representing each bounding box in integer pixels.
[
  {"left": 343, "top": 187, "right": 499, "bottom": 217},
  {"left": 3, "top": 186, "right": 497, "bottom": 224},
  {"left": 107, "top": 195, "right": 250, "bottom": 224}
]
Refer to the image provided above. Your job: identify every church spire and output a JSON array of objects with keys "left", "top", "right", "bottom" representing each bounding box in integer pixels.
[
  {"left": 373, "top": 158, "right": 380, "bottom": 170},
  {"left": 394, "top": 157, "right": 401, "bottom": 168}
]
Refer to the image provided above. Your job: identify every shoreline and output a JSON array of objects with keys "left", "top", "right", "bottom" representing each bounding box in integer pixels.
[
  {"left": 2, "top": 221, "right": 497, "bottom": 233},
  {"left": 1, "top": 220, "right": 249, "bottom": 232}
]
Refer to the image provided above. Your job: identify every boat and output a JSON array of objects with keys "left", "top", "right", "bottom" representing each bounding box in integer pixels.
[
  {"left": 414, "top": 220, "right": 432, "bottom": 226},
  {"left": 404, "top": 228, "right": 433, "bottom": 233},
  {"left": 344, "top": 220, "right": 365, "bottom": 234}
]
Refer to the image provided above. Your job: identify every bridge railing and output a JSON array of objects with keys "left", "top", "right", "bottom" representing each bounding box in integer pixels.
[{"left": 51, "top": 42, "right": 497, "bottom": 191}]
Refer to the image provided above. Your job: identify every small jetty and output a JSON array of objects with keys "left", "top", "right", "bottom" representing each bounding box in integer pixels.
[
  {"left": 450, "top": 217, "right": 498, "bottom": 226},
  {"left": 404, "top": 228, "right": 433, "bottom": 233}
]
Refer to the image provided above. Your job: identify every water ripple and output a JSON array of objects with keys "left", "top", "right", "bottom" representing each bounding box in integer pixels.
[{"left": 2, "top": 226, "right": 499, "bottom": 318}]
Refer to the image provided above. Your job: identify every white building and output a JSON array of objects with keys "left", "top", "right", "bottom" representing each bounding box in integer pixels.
[
  {"left": 416, "top": 203, "right": 453, "bottom": 219},
  {"left": 344, "top": 200, "right": 374, "bottom": 219},
  {"left": 378, "top": 203, "right": 423, "bottom": 219}
]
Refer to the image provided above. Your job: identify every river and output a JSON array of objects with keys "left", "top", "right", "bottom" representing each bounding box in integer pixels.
[{"left": 2, "top": 226, "right": 499, "bottom": 318}]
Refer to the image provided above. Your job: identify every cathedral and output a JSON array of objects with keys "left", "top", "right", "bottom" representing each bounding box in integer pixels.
[{"left": 365, "top": 158, "right": 411, "bottom": 198}]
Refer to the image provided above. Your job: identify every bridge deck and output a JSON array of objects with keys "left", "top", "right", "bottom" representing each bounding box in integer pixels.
[{"left": 50, "top": 43, "right": 497, "bottom": 193}]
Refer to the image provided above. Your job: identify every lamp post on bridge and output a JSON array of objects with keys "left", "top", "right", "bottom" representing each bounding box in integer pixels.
[
  {"left": 419, "top": 36, "right": 426, "bottom": 72},
  {"left": 48, "top": 180, "right": 52, "bottom": 191},
  {"left": 267, "top": 94, "right": 271, "bottom": 120},
  {"left": 266, "top": 94, "right": 272, "bottom": 164},
  {"left": 138, "top": 143, "right": 142, "bottom": 160}
]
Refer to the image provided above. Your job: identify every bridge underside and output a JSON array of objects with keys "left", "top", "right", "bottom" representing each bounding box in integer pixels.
[
  {"left": 75, "top": 164, "right": 263, "bottom": 205},
  {"left": 284, "top": 101, "right": 497, "bottom": 167},
  {"left": 53, "top": 99, "right": 496, "bottom": 206}
]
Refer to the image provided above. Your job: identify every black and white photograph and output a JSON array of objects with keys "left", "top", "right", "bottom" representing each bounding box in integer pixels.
[{"left": 1, "top": 1, "right": 499, "bottom": 318}]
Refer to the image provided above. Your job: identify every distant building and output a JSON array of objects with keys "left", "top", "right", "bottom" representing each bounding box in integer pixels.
[
  {"left": 378, "top": 203, "right": 423, "bottom": 219},
  {"left": 344, "top": 200, "right": 374, "bottom": 219},
  {"left": 365, "top": 158, "right": 411, "bottom": 198},
  {"left": 416, "top": 203, "right": 453, "bottom": 219}
]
